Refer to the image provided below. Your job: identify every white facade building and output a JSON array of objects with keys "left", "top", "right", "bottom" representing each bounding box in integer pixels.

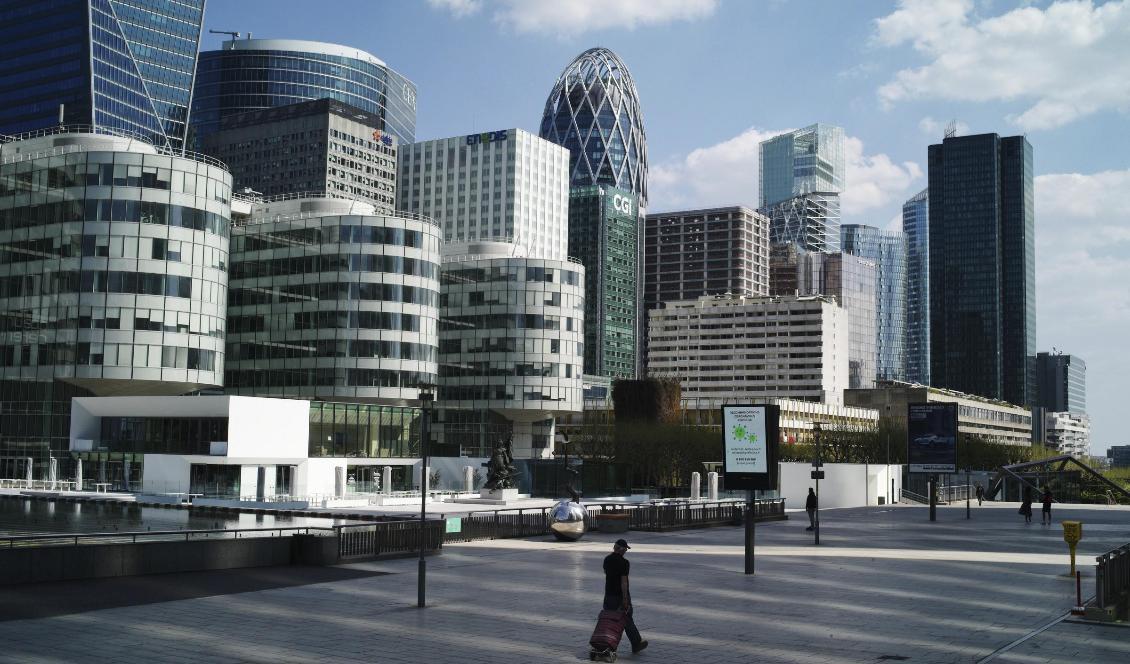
[
  {"left": 397, "top": 128, "right": 569, "bottom": 261},
  {"left": 647, "top": 294, "right": 850, "bottom": 405},
  {"left": 1043, "top": 411, "right": 1090, "bottom": 457}
]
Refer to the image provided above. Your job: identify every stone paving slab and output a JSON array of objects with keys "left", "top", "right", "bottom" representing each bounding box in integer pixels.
[{"left": 0, "top": 503, "right": 1126, "bottom": 663}]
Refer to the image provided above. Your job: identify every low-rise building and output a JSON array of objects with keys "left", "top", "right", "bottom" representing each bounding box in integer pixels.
[
  {"left": 845, "top": 380, "right": 1032, "bottom": 446},
  {"left": 1108, "top": 445, "right": 1130, "bottom": 468},
  {"left": 1039, "top": 411, "right": 1090, "bottom": 457},
  {"left": 647, "top": 294, "right": 849, "bottom": 405}
]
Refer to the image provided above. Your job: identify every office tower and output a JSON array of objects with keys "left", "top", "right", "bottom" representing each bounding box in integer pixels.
[
  {"left": 1035, "top": 352, "right": 1086, "bottom": 414},
  {"left": 759, "top": 124, "right": 845, "bottom": 253},
  {"left": 928, "top": 133, "right": 1035, "bottom": 406},
  {"left": 0, "top": 128, "right": 232, "bottom": 481},
  {"left": 841, "top": 224, "right": 908, "bottom": 383},
  {"left": 771, "top": 249, "right": 877, "bottom": 390},
  {"left": 902, "top": 189, "right": 929, "bottom": 384},
  {"left": 759, "top": 124, "right": 845, "bottom": 208},
  {"left": 397, "top": 128, "right": 569, "bottom": 262},
  {"left": 438, "top": 241, "right": 585, "bottom": 459},
  {"left": 225, "top": 196, "right": 441, "bottom": 402},
  {"left": 200, "top": 99, "right": 397, "bottom": 212},
  {"left": 643, "top": 206, "right": 770, "bottom": 309},
  {"left": 539, "top": 48, "right": 647, "bottom": 204},
  {"left": 191, "top": 39, "right": 416, "bottom": 147},
  {"left": 0, "top": 0, "right": 206, "bottom": 149},
  {"left": 648, "top": 294, "right": 849, "bottom": 405},
  {"left": 570, "top": 186, "right": 639, "bottom": 378}
]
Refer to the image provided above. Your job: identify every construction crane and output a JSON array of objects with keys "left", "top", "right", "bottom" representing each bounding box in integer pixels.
[{"left": 209, "top": 29, "right": 243, "bottom": 48}]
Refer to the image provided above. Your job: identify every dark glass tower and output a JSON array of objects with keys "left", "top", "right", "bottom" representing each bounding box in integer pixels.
[
  {"left": 902, "top": 188, "right": 929, "bottom": 385},
  {"left": 928, "top": 133, "right": 1035, "bottom": 406},
  {"left": 190, "top": 39, "right": 417, "bottom": 149},
  {"left": 0, "top": 0, "right": 205, "bottom": 149},
  {"left": 1035, "top": 352, "right": 1086, "bottom": 414}
]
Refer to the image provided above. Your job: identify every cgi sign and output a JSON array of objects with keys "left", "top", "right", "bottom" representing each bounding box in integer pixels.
[
  {"left": 466, "top": 130, "right": 508, "bottom": 146},
  {"left": 612, "top": 193, "right": 634, "bottom": 216}
]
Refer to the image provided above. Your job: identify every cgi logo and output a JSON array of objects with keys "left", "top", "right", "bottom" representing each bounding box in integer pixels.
[
  {"left": 466, "top": 130, "right": 508, "bottom": 146},
  {"left": 612, "top": 194, "right": 634, "bottom": 216}
]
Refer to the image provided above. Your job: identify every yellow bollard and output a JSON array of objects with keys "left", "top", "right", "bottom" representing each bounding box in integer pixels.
[{"left": 1061, "top": 521, "right": 1082, "bottom": 575}]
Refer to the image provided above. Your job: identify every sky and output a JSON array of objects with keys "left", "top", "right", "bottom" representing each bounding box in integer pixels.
[{"left": 200, "top": 0, "right": 1130, "bottom": 455}]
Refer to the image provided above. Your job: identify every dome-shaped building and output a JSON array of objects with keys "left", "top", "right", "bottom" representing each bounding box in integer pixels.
[{"left": 539, "top": 48, "right": 648, "bottom": 206}]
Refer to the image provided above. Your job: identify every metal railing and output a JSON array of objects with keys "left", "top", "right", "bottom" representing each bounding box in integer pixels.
[
  {"left": 1095, "top": 543, "right": 1130, "bottom": 610},
  {"left": 0, "top": 124, "right": 229, "bottom": 168},
  {"left": 337, "top": 520, "right": 444, "bottom": 559},
  {"left": 901, "top": 489, "right": 929, "bottom": 504},
  {"left": 442, "top": 499, "right": 786, "bottom": 543},
  {"left": 938, "top": 484, "right": 974, "bottom": 503},
  {"left": 0, "top": 526, "right": 330, "bottom": 549}
]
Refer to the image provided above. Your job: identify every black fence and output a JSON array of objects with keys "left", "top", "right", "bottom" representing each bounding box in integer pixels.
[
  {"left": 337, "top": 520, "right": 445, "bottom": 560},
  {"left": 443, "top": 499, "right": 786, "bottom": 543},
  {"left": 1096, "top": 543, "right": 1130, "bottom": 612}
]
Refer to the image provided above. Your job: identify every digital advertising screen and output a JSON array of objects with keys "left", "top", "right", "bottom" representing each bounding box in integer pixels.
[
  {"left": 907, "top": 402, "right": 958, "bottom": 473},
  {"left": 721, "top": 404, "right": 780, "bottom": 490}
]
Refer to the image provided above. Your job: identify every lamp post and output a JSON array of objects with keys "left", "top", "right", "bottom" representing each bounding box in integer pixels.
[
  {"left": 417, "top": 386, "right": 434, "bottom": 608},
  {"left": 813, "top": 422, "right": 822, "bottom": 546}
]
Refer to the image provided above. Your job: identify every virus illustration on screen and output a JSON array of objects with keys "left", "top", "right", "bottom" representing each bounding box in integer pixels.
[{"left": 732, "top": 426, "right": 758, "bottom": 443}]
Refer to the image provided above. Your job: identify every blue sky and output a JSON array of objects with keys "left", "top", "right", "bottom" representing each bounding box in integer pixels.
[{"left": 201, "top": 0, "right": 1129, "bottom": 455}]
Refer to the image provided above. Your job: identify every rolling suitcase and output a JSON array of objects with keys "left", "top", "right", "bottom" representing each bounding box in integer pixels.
[{"left": 589, "top": 609, "right": 626, "bottom": 661}]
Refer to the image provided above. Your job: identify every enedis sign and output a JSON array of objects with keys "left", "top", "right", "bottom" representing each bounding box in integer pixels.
[{"left": 466, "top": 130, "right": 508, "bottom": 145}]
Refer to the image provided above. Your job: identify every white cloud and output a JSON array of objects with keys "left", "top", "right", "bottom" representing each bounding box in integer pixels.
[
  {"left": 841, "top": 136, "right": 922, "bottom": 216},
  {"left": 648, "top": 127, "right": 922, "bottom": 220},
  {"left": 426, "top": 0, "right": 482, "bottom": 18},
  {"left": 428, "top": 0, "right": 718, "bottom": 35},
  {"left": 918, "top": 116, "right": 969, "bottom": 138},
  {"left": 874, "top": 0, "right": 1130, "bottom": 130},
  {"left": 1034, "top": 170, "right": 1130, "bottom": 452}
]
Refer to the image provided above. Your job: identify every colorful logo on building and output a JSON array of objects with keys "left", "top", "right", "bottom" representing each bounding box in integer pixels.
[{"left": 466, "top": 130, "right": 508, "bottom": 146}]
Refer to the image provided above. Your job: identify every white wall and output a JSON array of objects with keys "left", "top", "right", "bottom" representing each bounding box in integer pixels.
[
  {"left": 227, "top": 397, "right": 309, "bottom": 457},
  {"left": 141, "top": 454, "right": 192, "bottom": 494},
  {"left": 780, "top": 462, "right": 902, "bottom": 510}
]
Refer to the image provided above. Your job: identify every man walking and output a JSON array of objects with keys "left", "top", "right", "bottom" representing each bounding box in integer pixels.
[
  {"left": 805, "top": 487, "right": 817, "bottom": 531},
  {"left": 603, "top": 539, "right": 648, "bottom": 654},
  {"left": 975, "top": 483, "right": 984, "bottom": 506}
]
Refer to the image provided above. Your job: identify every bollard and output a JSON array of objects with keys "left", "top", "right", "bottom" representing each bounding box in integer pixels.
[
  {"left": 463, "top": 465, "right": 474, "bottom": 493},
  {"left": 690, "top": 472, "right": 701, "bottom": 501},
  {"left": 707, "top": 472, "right": 719, "bottom": 502},
  {"left": 382, "top": 466, "right": 393, "bottom": 495},
  {"left": 1061, "top": 520, "right": 1082, "bottom": 576}
]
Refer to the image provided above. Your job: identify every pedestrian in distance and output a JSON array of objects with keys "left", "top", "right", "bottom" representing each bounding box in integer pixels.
[
  {"left": 603, "top": 539, "right": 648, "bottom": 654},
  {"left": 805, "top": 487, "right": 817, "bottom": 531},
  {"left": 1041, "top": 486, "right": 1054, "bottom": 525},
  {"left": 1019, "top": 487, "right": 1033, "bottom": 524},
  {"left": 975, "top": 483, "right": 984, "bottom": 506}
]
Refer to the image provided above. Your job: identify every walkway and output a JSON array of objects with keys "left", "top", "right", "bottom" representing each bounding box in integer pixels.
[{"left": 0, "top": 502, "right": 1126, "bottom": 663}]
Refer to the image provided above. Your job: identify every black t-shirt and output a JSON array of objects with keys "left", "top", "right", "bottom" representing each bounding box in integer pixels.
[{"left": 603, "top": 552, "right": 629, "bottom": 598}]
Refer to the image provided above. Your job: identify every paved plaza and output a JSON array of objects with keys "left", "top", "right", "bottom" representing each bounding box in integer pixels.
[{"left": 0, "top": 502, "right": 1127, "bottom": 663}]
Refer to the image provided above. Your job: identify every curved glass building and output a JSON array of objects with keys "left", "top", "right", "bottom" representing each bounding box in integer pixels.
[
  {"left": 0, "top": 127, "right": 232, "bottom": 478},
  {"left": 438, "top": 241, "right": 584, "bottom": 458},
  {"left": 841, "top": 224, "right": 908, "bottom": 383},
  {"left": 225, "top": 196, "right": 440, "bottom": 404},
  {"left": 190, "top": 39, "right": 417, "bottom": 147},
  {"left": 539, "top": 48, "right": 648, "bottom": 206}
]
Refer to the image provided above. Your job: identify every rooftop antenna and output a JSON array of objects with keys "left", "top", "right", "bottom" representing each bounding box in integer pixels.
[
  {"left": 944, "top": 119, "right": 959, "bottom": 138},
  {"left": 209, "top": 29, "right": 241, "bottom": 48}
]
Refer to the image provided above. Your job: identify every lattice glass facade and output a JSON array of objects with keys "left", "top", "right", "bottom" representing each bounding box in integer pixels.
[
  {"left": 0, "top": 0, "right": 205, "bottom": 149},
  {"left": 928, "top": 134, "right": 1035, "bottom": 406},
  {"left": 225, "top": 197, "right": 440, "bottom": 403},
  {"left": 764, "top": 192, "right": 841, "bottom": 253},
  {"left": 0, "top": 129, "right": 231, "bottom": 475},
  {"left": 539, "top": 48, "right": 648, "bottom": 206},
  {"left": 841, "top": 224, "right": 908, "bottom": 383},
  {"left": 570, "top": 186, "right": 638, "bottom": 378},
  {"left": 191, "top": 39, "right": 416, "bottom": 148},
  {"left": 759, "top": 124, "right": 845, "bottom": 209},
  {"left": 902, "top": 189, "right": 929, "bottom": 385}
]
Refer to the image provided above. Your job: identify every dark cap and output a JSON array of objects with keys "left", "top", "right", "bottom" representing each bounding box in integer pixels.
[{"left": 615, "top": 539, "right": 630, "bottom": 549}]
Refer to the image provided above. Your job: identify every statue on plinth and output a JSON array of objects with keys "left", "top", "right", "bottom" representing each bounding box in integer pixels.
[{"left": 483, "top": 434, "right": 519, "bottom": 490}]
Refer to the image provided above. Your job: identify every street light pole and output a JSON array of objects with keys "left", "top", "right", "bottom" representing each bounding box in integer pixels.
[
  {"left": 814, "top": 422, "right": 822, "bottom": 546},
  {"left": 417, "top": 388, "right": 434, "bottom": 608}
]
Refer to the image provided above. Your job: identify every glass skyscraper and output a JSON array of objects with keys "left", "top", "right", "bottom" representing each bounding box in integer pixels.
[
  {"left": 539, "top": 48, "right": 648, "bottom": 206},
  {"left": 902, "top": 189, "right": 929, "bottom": 385},
  {"left": 1035, "top": 352, "right": 1086, "bottom": 414},
  {"left": 841, "top": 224, "right": 908, "bottom": 383},
  {"left": 0, "top": 0, "right": 206, "bottom": 149},
  {"left": 759, "top": 124, "right": 845, "bottom": 208},
  {"left": 190, "top": 39, "right": 417, "bottom": 148},
  {"left": 928, "top": 133, "right": 1035, "bottom": 407}
]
